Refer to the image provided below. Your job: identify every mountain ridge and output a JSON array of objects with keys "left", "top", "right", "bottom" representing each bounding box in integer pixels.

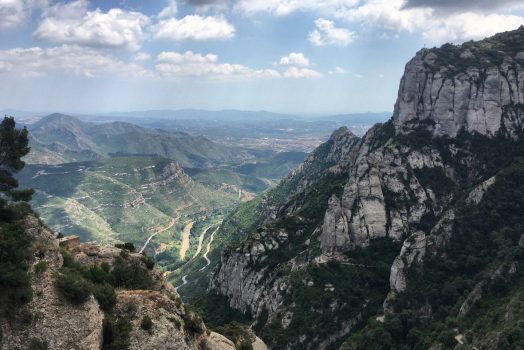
[
  {"left": 203, "top": 27, "right": 524, "bottom": 349},
  {"left": 25, "top": 113, "right": 258, "bottom": 168}
]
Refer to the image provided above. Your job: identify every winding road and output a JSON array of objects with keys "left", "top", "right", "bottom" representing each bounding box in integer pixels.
[
  {"left": 138, "top": 218, "right": 177, "bottom": 254},
  {"left": 200, "top": 226, "right": 219, "bottom": 271},
  {"left": 193, "top": 225, "right": 212, "bottom": 259}
]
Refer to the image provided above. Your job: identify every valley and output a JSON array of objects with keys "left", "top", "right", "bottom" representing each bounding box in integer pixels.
[{"left": 2, "top": 2, "right": 523, "bottom": 350}]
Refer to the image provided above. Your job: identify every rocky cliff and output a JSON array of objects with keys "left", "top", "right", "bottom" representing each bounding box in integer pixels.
[
  {"left": 209, "top": 27, "right": 524, "bottom": 349},
  {"left": 0, "top": 215, "right": 238, "bottom": 350}
]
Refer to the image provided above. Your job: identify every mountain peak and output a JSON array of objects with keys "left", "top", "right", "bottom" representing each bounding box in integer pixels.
[
  {"left": 393, "top": 27, "right": 524, "bottom": 138},
  {"left": 329, "top": 126, "right": 355, "bottom": 141}
]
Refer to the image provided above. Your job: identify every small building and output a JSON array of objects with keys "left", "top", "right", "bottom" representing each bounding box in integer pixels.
[{"left": 58, "top": 235, "right": 80, "bottom": 249}]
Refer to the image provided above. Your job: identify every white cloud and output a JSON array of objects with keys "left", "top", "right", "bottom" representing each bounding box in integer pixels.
[
  {"left": 156, "top": 50, "right": 280, "bottom": 80},
  {"left": 279, "top": 52, "right": 310, "bottom": 67},
  {"left": 236, "top": 0, "right": 524, "bottom": 45},
  {"left": 153, "top": 15, "right": 235, "bottom": 41},
  {"left": 328, "top": 66, "right": 348, "bottom": 74},
  {"left": 336, "top": 0, "right": 524, "bottom": 44},
  {"left": 0, "top": 0, "right": 46, "bottom": 29},
  {"left": 421, "top": 12, "right": 524, "bottom": 43},
  {"left": 234, "top": 0, "right": 359, "bottom": 17},
  {"left": 33, "top": 0, "right": 149, "bottom": 50},
  {"left": 0, "top": 45, "right": 150, "bottom": 78},
  {"left": 309, "top": 18, "right": 356, "bottom": 46},
  {"left": 159, "top": 0, "right": 178, "bottom": 18},
  {"left": 283, "top": 66, "right": 322, "bottom": 79},
  {"left": 132, "top": 52, "right": 151, "bottom": 61}
]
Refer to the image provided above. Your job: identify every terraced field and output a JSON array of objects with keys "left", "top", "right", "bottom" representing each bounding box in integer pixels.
[{"left": 17, "top": 156, "right": 241, "bottom": 262}]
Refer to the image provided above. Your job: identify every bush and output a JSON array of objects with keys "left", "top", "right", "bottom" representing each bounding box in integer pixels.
[
  {"left": 112, "top": 256, "right": 154, "bottom": 290},
  {"left": 55, "top": 268, "right": 91, "bottom": 305},
  {"left": 103, "top": 316, "right": 132, "bottom": 350},
  {"left": 140, "top": 315, "right": 153, "bottom": 331},
  {"left": 115, "top": 243, "right": 136, "bottom": 252},
  {"left": 183, "top": 305, "right": 204, "bottom": 335},
  {"left": 0, "top": 223, "right": 33, "bottom": 305},
  {"left": 28, "top": 338, "right": 48, "bottom": 350},
  {"left": 93, "top": 283, "right": 116, "bottom": 311},
  {"left": 34, "top": 261, "right": 48, "bottom": 274},
  {"left": 141, "top": 255, "right": 155, "bottom": 270},
  {"left": 167, "top": 316, "right": 181, "bottom": 329}
]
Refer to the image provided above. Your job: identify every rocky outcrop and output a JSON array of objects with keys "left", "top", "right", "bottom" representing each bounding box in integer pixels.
[
  {"left": 467, "top": 176, "right": 496, "bottom": 204},
  {"left": 210, "top": 28, "right": 524, "bottom": 349},
  {"left": 393, "top": 36, "right": 524, "bottom": 138},
  {"left": 211, "top": 229, "right": 288, "bottom": 317},
  {"left": 0, "top": 216, "right": 105, "bottom": 350},
  {"left": 321, "top": 195, "right": 350, "bottom": 253},
  {"left": 0, "top": 215, "right": 236, "bottom": 350},
  {"left": 383, "top": 231, "right": 428, "bottom": 314}
]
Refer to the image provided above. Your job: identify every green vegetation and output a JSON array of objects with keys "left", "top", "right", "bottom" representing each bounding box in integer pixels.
[
  {"left": 214, "top": 322, "right": 254, "bottom": 350},
  {"left": 34, "top": 260, "right": 49, "bottom": 274},
  {"left": 55, "top": 267, "right": 92, "bottom": 304},
  {"left": 28, "top": 338, "right": 49, "bottom": 350},
  {"left": 182, "top": 304, "right": 205, "bottom": 335},
  {"left": 140, "top": 315, "right": 153, "bottom": 331},
  {"left": 427, "top": 26, "right": 524, "bottom": 76},
  {"left": 0, "top": 223, "right": 33, "bottom": 306},
  {"left": 195, "top": 293, "right": 252, "bottom": 328},
  {"left": 259, "top": 239, "right": 401, "bottom": 348},
  {"left": 56, "top": 248, "right": 154, "bottom": 310},
  {"left": 17, "top": 155, "right": 241, "bottom": 263},
  {"left": 343, "top": 159, "right": 524, "bottom": 349},
  {"left": 102, "top": 315, "right": 132, "bottom": 350},
  {"left": 115, "top": 242, "right": 136, "bottom": 252},
  {"left": 0, "top": 117, "right": 35, "bottom": 310}
]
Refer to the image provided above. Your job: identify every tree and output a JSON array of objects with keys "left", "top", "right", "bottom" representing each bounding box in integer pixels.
[{"left": 0, "top": 116, "right": 33, "bottom": 220}]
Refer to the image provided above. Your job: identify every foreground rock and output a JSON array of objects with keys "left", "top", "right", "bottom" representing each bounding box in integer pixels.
[{"left": 0, "top": 215, "right": 236, "bottom": 350}]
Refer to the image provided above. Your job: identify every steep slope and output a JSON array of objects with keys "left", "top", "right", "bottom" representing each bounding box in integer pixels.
[
  {"left": 16, "top": 156, "right": 240, "bottom": 267},
  {"left": 171, "top": 127, "right": 359, "bottom": 303},
  {"left": 0, "top": 214, "right": 248, "bottom": 350},
  {"left": 26, "top": 114, "right": 257, "bottom": 168},
  {"left": 206, "top": 27, "right": 524, "bottom": 349}
]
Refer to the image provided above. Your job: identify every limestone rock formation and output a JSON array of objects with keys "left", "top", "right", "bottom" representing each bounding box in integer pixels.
[
  {"left": 0, "top": 215, "right": 236, "bottom": 350},
  {"left": 209, "top": 28, "right": 524, "bottom": 349}
]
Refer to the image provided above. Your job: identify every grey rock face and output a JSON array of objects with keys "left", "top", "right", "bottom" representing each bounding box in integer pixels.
[
  {"left": 211, "top": 31, "right": 524, "bottom": 347},
  {"left": 320, "top": 129, "right": 446, "bottom": 255},
  {"left": 211, "top": 231, "right": 286, "bottom": 318},
  {"left": 393, "top": 49, "right": 524, "bottom": 138},
  {"left": 383, "top": 231, "right": 428, "bottom": 314},
  {"left": 321, "top": 194, "right": 350, "bottom": 253},
  {"left": 467, "top": 176, "right": 496, "bottom": 204}
]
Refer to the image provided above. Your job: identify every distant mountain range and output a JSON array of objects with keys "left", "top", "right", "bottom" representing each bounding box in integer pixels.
[{"left": 25, "top": 113, "right": 261, "bottom": 168}]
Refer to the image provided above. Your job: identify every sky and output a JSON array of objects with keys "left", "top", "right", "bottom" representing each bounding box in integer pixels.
[{"left": 0, "top": 0, "right": 524, "bottom": 115}]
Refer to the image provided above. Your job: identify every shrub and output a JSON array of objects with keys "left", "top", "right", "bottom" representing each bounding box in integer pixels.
[
  {"left": 183, "top": 305, "right": 205, "bottom": 335},
  {"left": 141, "top": 255, "right": 155, "bottom": 270},
  {"left": 93, "top": 283, "right": 116, "bottom": 311},
  {"left": 115, "top": 243, "right": 136, "bottom": 252},
  {"left": 34, "top": 261, "right": 48, "bottom": 274},
  {"left": 167, "top": 316, "right": 181, "bottom": 329},
  {"left": 28, "top": 338, "right": 48, "bottom": 350},
  {"left": 103, "top": 316, "right": 132, "bottom": 350},
  {"left": 112, "top": 256, "right": 154, "bottom": 290},
  {"left": 0, "top": 223, "right": 33, "bottom": 305},
  {"left": 55, "top": 268, "right": 91, "bottom": 305},
  {"left": 140, "top": 315, "right": 153, "bottom": 331}
]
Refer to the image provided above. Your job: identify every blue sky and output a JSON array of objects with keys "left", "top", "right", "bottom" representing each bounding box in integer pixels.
[{"left": 0, "top": 0, "right": 523, "bottom": 115}]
